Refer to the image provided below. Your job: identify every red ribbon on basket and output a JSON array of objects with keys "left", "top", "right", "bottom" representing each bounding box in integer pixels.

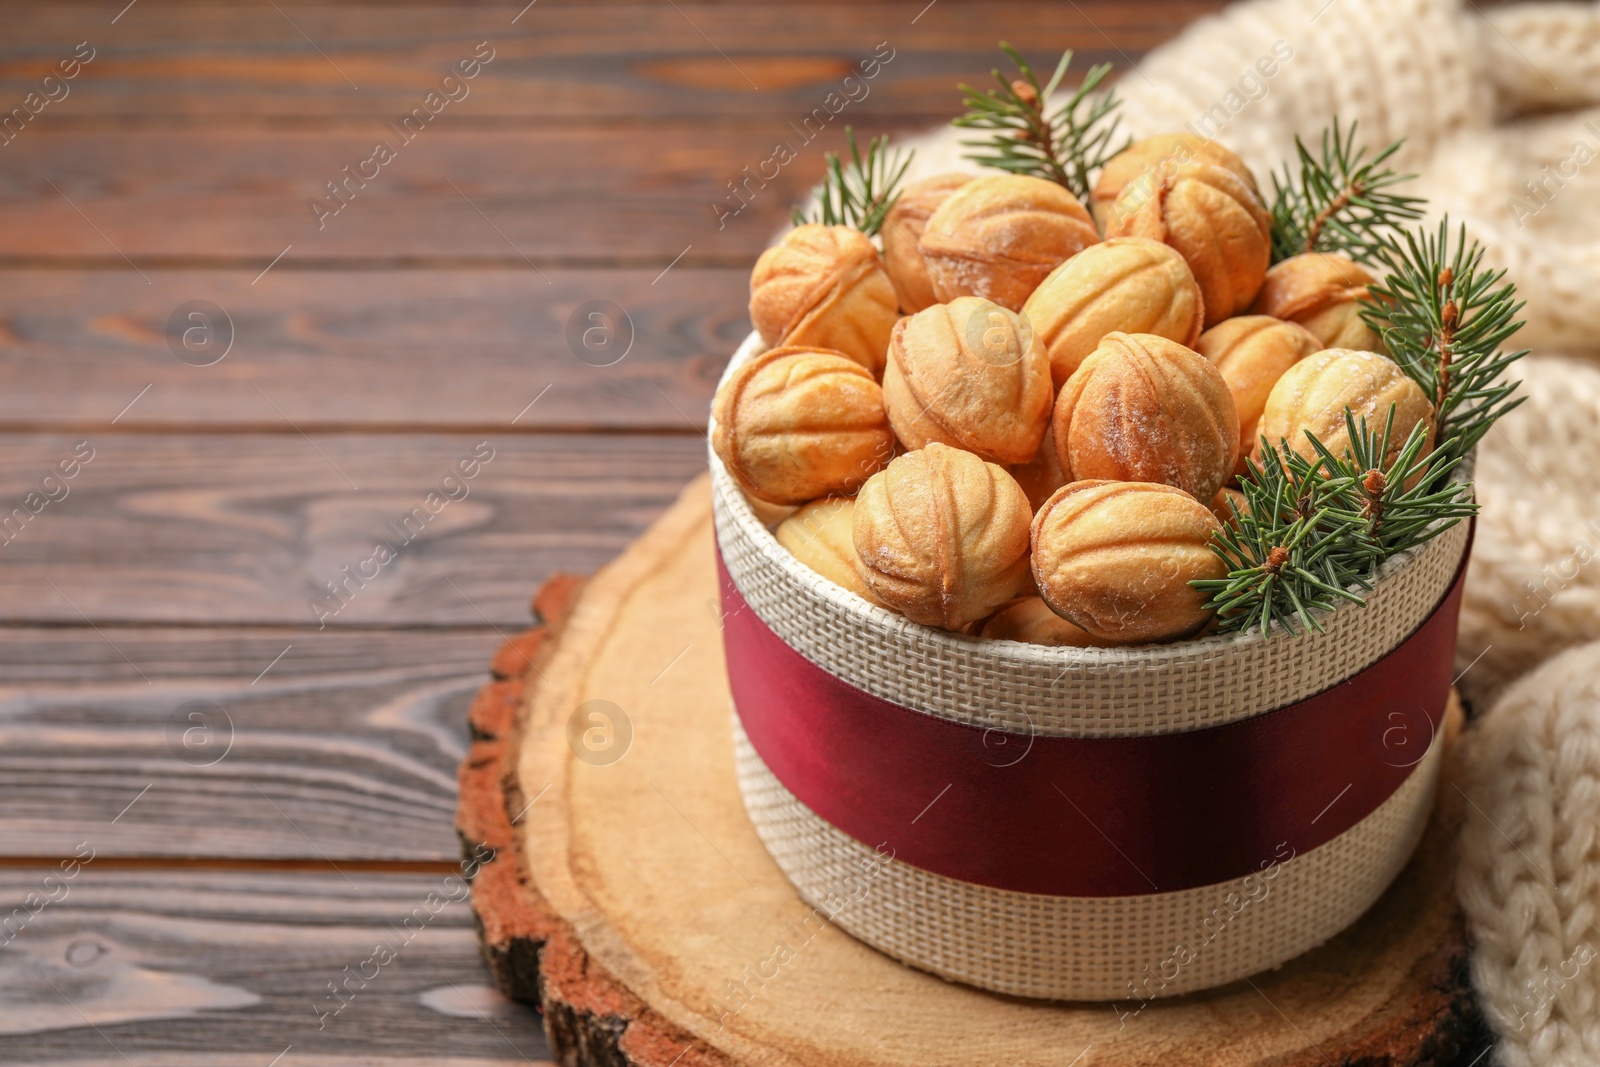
[{"left": 717, "top": 533, "right": 1470, "bottom": 897}]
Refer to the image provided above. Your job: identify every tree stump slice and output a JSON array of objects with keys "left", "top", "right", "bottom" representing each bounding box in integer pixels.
[{"left": 458, "top": 474, "right": 1490, "bottom": 1067}]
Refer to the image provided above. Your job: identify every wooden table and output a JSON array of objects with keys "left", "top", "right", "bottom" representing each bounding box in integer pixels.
[{"left": 0, "top": 3, "right": 1219, "bottom": 1061}]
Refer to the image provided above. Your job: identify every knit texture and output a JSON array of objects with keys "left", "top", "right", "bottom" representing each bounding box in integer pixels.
[
  {"left": 1457, "top": 643, "right": 1600, "bottom": 1067},
  {"left": 1460, "top": 355, "right": 1600, "bottom": 708}
]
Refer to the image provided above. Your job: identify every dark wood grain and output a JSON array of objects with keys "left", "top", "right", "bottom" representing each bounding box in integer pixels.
[
  {"left": 0, "top": 269, "right": 740, "bottom": 432},
  {"left": 0, "top": 867, "right": 553, "bottom": 1064},
  {"left": 0, "top": 4, "right": 1221, "bottom": 122},
  {"left": 0, "top": 432, "right": 705, "bottom": 626},
  {"left": 0, "top": 627, "right": 508, "bottom": 862},
  {"left": 0, "top": 125, "right": 913, "bottom": 263},
  {"left": 0, "top": 3, "right": 1240, "bottom": 1063}
]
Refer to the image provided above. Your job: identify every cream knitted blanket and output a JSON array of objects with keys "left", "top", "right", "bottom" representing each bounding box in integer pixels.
[
  {"left": 1458, "top": 645, "right": 1600, "bottom": 1067},
  {"left": 896, "top": 1, "right": 1600, "bottom": 1061}
]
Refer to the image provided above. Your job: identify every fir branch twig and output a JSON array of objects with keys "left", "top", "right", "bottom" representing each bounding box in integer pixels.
[
  {"left": 951, "top": 44, "right": 1127, "bottom": 201},
  {"left": 1360, "top": 217, "right": 1528, "bottom": 460},
  {"left": 792, "top": 127, "right": 914, "bottom": 237},
  {"left": 1268, "top": 119, "right": 1424, "bottom": 264},
  {"left": 1194, "top": 440, "right": 1369, "bottom": 637},
  {"left": 1303, "top": 409, "right": 1476, "bottom": 559},
  {"left": 1196, "top": 407, "right": 1478, "bottom": 636}
]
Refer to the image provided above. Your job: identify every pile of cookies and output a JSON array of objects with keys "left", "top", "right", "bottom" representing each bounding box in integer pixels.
[{"left": 712, "top": 134, "right": 1436, "bottom": 647}]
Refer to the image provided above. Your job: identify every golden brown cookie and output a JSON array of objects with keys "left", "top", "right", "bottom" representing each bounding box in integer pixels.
[
  {"left": 711, "top": 346, "right": 894, "bottom": 505},
  {"left": 1090, "top": 133, "right": 1260, "bottom": 229},
  {"left": 853, "top": 443, "right": 1032, "bottom": 629},
  {"left": 1031, "top": 480, "right": 1227, "bottom": 644},
  {"left": 1053, "top": 332, "right": 1239, "bottom": 505},
  {"left": 880, "top": 173, "right": 973, "bottom": 314},
  {"left": 1105, "top": 160, "right": 1271, "bottom": 325},
  {"left": 1250, "top": 252, "right": 1383, "bottom": 351},
  {"left": 882, "top": 297, "right": 1053, "bottom": 465},
  {"left": 919, "top": 174, "right": 1100, "bottom": 311},
  {"left": 774, "top": 497, "right": 881, "bottom": 604},
  {"left": 1255, "top": 347, "right": 1435, "bottom": 466},
  {"left": 977, "top": 596, "right": 1120, "bottom": 646},
  {"left": 748, "top": 224, "right": 899, "bottom": 375},
  {"left": 1022, "top": 236, "right": 1205, "bottom": 388},
  {"left": 1196, "top": 314, "right": 1324, "bottom": 475}
]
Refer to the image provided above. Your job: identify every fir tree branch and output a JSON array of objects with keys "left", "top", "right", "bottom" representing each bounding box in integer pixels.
[
  {"left": 951, "top": 44, "right": 1127, "bottom": 202},
  {"left": 1268, "top": 119, "right": 1425, "bottom": 264},
  {"left": 1303, "top": 408, "right": 1476, "bottom": 558},
  {"left": 1199, "top": 120, "right": 1521, "bottom": 639},
  {"left": 792, "top": 127, "right": 914, "bottom": 237},
  {"left": 1197, "top": 407, "right": 1477, "bottom": 636},
  {"left": 1360, "top": 217, "right": 1528, "bottom": 461},
  {"left": 1194, "top": 439, "right": 1370, "bottom": 637}
]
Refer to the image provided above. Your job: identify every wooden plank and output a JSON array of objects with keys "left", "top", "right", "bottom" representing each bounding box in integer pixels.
[
  {"left": 0, "top": 4, "right": 1221, "bottom": 121},
  {"left": 0, "top": 269, "right": 740, "bottom": 432},
  {"left": 0, "top": 432, "right": 705, "bottom": 626},
  {"left": 0, "top": 126, "right": 850, "bottom": 263},
  {"left": 0, "top": 627, "right": 506, "bottom": 862},
  {"left": 0, "top": 867, "right": 552, "bottom": 1064}
]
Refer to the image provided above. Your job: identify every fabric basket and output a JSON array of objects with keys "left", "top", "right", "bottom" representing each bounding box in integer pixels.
[{"left": 711, "top": 332, "right": 1470, "bottom": 1001}]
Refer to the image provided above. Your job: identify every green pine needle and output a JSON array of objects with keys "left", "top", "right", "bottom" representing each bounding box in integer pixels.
[
  {"left": 951, "top": 44, "right": 1128, "bottom": 201},
  {"left": 1304, "top": 409, "right": 1476, "bottom": 558},
  {"left": 1268, "top": 118, "right": 1425, "bottom": 264},
  {"left": 1195, "top": 439, "right": 1369, "bottom": 637},
  {"left": 1197, "top": 408, "right": 1478, "bottom": 637},
  {"left": 1361, "top": 217, "right": 1528, "bottom": 461},
  {"left": 792, "top": 127, "right": 914, "bottom": 238}
]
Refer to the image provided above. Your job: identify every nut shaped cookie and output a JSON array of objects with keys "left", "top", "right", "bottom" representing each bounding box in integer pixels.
[
  {"left": 1091, "top": 134, "right": 1261, "bottom": 229},
  {"left": 1256, "top": 348, "right": 1436, "bottom": 466},
  {"left": 919, "top": 174, "right": 1100, "bottom": 311},
  {"left": 1106, "top": 160, "right": 1272, "bottom": 325},
  {"left": 1196, "top": 315, "right": 1324, "bottom": 475},
  {"left": 775, "top": 497, "right": 881, "bottom": 605},
  {"left": 853, "top": 443, "right": 1032, "bottom": 629},
  {"left": 749, "top": 224, "right": 899, "bottom": 375},
  {"left": 1031, "top": 480, "right": 1227, "bottom": 643},
  {"left": 883, "top": 297, "right": 1053, "bottom": 465},
  {"left": 1053, "top": 332, "right": 1239, "bottom": 505},
  {"left": 1022, "top": 236, "right": 1205, "bottom": 387},
  {"left": 711, "top": 346, "right": 894, "bottom": 505},
  {"left": 1250, "top": 253, "right": 1383, "bottom": 351},
  {"left": 881, "top": 173, "right": 973, "bottom": 314}
]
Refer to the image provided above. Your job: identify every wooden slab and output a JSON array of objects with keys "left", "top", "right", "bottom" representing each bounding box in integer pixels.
[
  {"left": 0, "top": 270, "right": 739, "bottom": 432},
  {"left": 0, "top": 4, "right": 1222, "bottom": 121},
  {"left": 3, "top": 127, "right": 853, "bottom": 262},
  {"left": 0, "top": 626, "right": 509, "bottom": 861},
  {"left": 459, "top": 475, "right": 1490, "bottom": 1066},
  {"left": 0, "top": 866, "right": 553, "bottom": 1065},
  {"left": 0, "top": 433, "right": 704, "bottom": 626}
]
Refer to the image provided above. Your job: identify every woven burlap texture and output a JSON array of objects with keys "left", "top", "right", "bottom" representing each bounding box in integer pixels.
[
  {"left": 735, "top": 714, "right": 1442, "bottom": 1001},
  {"left": 711, "top": 332, "right": 1469, "bottom": 739}
]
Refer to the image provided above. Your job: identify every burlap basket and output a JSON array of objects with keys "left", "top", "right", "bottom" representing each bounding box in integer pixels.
[{"left": 710, "top": 331, "right": 1470, "bottom": 1001}]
